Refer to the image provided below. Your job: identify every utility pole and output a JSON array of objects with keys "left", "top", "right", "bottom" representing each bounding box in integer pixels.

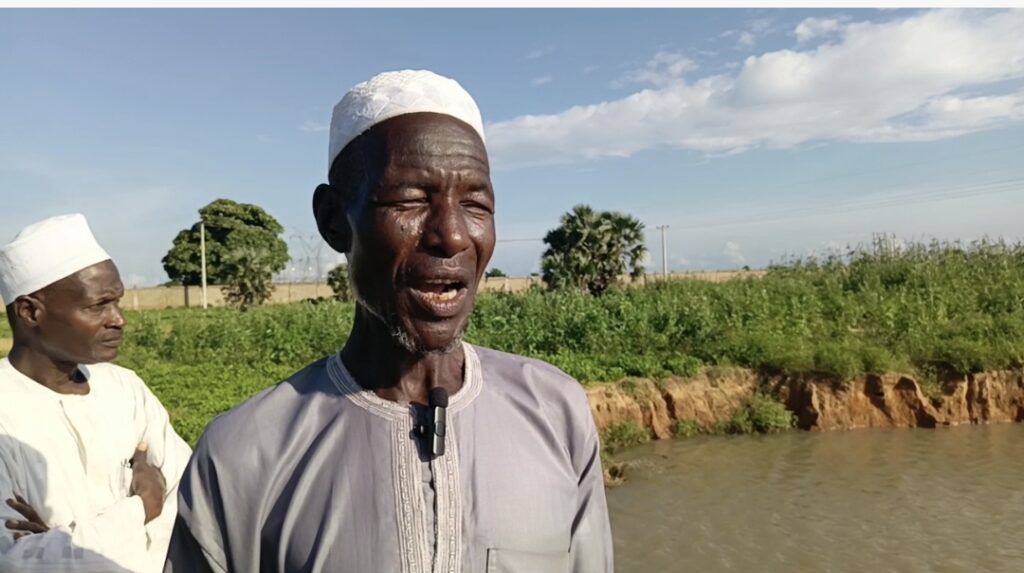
[
  {"left": 200, "top": 221, "right": 208, "bottom": 310},
  {"left": 656, "top": 225, "right": 669, "bottom": 280}
]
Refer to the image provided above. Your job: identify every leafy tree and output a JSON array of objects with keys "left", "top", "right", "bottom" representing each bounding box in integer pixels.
[
  {"left": 162, "top": 199, "right": 288, "bottom": 308},
  {"left": 540, "top": 205, "right": 647, "bottom": 296},
  {"left": 326, "top": 263, "right": 352, "bottom": 302},
  {"left": 485, "top": 268, "right": 507, "bottom": 278}
]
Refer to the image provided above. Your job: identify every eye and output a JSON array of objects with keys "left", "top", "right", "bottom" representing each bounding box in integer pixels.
[
  {"left": 393, "top": 197, "right": 430, "bottom": 209},
  {"left": 461, "top": 187, "right": 494, "bottom": 215},
  {"left": 90, "top": 298, "right": 117, "bottom": 311},
  {"left": 462, "top": 200, "right": 493, "bottom": 215},
  {"left": 373, "top": 187, "right": 431, "bottom": 210}
]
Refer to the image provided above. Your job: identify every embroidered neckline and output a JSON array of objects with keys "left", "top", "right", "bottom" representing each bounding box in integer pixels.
[
  {"left": 326, "top": 342, "right": 483, "bottom": 420},
  {"left": 325, "top": 346, "right": 474, "bottom": 573}
]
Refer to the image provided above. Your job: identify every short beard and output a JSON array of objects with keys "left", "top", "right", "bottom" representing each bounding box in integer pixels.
[
  {"left": 390, "top": 324, "right": 464, "bottom": 356},
  {"left": 354, "top": 288, "right": 465, "bottom": 356}
]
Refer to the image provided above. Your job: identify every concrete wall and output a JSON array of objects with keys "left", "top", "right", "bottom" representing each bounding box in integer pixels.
[
  {"left": 116, "top": 283, "right": 334, "bottom": 310},
  {"left": 475, "top": 270, "right": 765, "bottom": 294}
]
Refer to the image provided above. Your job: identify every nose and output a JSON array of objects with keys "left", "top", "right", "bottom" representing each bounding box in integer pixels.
[
  {"left": 422, "top": 196, "right": 472, "bottom": 258},
  {"left": 107, "top": 304, "right": 126, "bottom": 329}
]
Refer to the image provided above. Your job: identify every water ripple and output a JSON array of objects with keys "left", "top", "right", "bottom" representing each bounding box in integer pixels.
[{"left": 607, "top": 425, "right": 1024, "bottom": 573}]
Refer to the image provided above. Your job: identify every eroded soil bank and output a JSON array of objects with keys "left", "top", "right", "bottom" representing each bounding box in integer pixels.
[{"left": 587, "top": 369, "right": 1024, "bottom": 438}]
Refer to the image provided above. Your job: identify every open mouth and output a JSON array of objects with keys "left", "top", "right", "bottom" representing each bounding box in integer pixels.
[
  {"left": 413, "top": 279, "right": 466, "bottom": 301},
  {"left": 408, "top": 278, "right": 469, "bottom": 316}
]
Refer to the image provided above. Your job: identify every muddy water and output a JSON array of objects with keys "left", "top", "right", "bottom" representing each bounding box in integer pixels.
[{"left": 606, "top": 425, "right": 1024, "bottom": 572}]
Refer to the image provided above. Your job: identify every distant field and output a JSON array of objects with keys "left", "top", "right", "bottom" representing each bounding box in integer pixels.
[
  {"left": 0, "top": 270, "right": 766, "bottom": 311},
  {"left": 2, "top": 239, "right": 1023, "bottom": 446}
]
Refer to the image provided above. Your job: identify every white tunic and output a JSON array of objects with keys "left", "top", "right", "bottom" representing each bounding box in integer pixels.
[{"left": 0, "top": 358, "right": 192, "bottom": 573}]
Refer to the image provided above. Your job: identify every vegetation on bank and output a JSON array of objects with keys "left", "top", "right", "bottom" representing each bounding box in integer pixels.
[
  {"left": 472, "top": 238, "right": 1024, "bottom": 385},
  {"left": 600, "top": 392, "right": 796, "bottom": 457},
  {"left": 2, "top": 238, "right": 1022, "bottom": 446}
]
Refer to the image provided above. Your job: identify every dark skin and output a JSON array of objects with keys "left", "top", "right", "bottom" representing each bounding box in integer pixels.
[
  {"left": 313, "top": 112, "right": 496, "bottom": 404},
  {"left": 4, "top": 260, "right": 167, "bottom": 538}
]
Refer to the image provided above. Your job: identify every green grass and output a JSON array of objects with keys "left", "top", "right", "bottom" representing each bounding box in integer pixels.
[
  {"left": 470, "top": 238, "right": 1024, "bottom": 382},
  {"left": 3, "top": 238, "right": 1023, "bottom": 446},
  {"left": 600, "top": 422, "right": 651, "bottom": 455},
  {"left": 671, "top": 419, "right": 705, "bottom": 438},
  {"left": 718, "top": 393, "right": 796, "bottom": 435}
]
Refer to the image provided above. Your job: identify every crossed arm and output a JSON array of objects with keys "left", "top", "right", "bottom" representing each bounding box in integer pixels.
[{"left": 0, "top": 380, "right": 192, "bottom": 572}]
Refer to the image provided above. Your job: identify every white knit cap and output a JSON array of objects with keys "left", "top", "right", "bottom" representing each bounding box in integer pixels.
[
  {"left": 0, "top": 214, "right": 111, "bottom": 303},
  {"left": 328, "top": 69, "right": 486, "bottom": 171}
]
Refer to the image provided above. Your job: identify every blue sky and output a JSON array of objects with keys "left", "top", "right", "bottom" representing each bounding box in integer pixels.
[{"left": 1, "top": 8, "right": 1023, "bottom": 286}]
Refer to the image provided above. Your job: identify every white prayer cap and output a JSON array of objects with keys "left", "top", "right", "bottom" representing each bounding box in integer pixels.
[
  {"left": 0, "top": 214, "right": 112, "bottom": 303},
  {"left": 328, "top": 69, "right": 486, "bottom": 171}
]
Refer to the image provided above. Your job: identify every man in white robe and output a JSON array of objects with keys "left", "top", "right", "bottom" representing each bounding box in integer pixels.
[
  {"left": 165, "top": 70, "right": 613, "bottom": 572},
  {"left": 0, "top": 213, "right": 192, "bottom": 572}
]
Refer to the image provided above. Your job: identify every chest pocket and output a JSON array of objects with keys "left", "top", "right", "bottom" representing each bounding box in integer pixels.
[{"left": 486, "top": 548, "right": 570, "bottom": 573}]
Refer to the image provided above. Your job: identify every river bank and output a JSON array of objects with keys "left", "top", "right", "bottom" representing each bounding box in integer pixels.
[{"left": 590, "top": 367, "right": 1024, "bottom": 481}]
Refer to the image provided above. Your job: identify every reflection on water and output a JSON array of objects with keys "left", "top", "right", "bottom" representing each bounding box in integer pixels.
[{"left": 607, "top": 425, "right": 1024, "bottom": 573}]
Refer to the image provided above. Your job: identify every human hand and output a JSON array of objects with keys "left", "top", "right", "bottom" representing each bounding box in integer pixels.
[
  {"left": 5, "top": 494, "right": 49, "bottom": 540},
  {"left": 130, "top": 442, "right": 167, "bottom": 524}
]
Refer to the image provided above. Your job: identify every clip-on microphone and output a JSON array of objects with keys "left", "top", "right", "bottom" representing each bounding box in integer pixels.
[{"left": 427, "top": 387, "right": 448, "bottom": 458}]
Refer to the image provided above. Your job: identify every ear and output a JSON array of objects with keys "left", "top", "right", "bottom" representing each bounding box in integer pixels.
[
  {"left": 13, "top": 295, "right": 44, "bottom": 329},
  {"left": 313, "top": 183, "right": 352, "bottom": 253}
]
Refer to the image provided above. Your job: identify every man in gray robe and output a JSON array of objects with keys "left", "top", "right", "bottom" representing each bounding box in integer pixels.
[{"left": 164, "top": 69, "right": 613, "bottom": 573}]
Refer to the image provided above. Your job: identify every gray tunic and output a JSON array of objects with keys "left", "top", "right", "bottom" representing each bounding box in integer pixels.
[{"left": 163, "top": 344, "right": 613, "bottom": 573}]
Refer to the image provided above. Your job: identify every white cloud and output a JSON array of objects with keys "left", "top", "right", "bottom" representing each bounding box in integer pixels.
[
  {"left": 525, "top": 46, "right": 554, "bottom": 60},
  {"left": 748, "top": 17, "right": 774, "bottom": 34},
  {"left": 530, "top": 75, "right": 553, "bottom": 86},
  {"left": 613, "top": 50, "right": 697, "bottom": 88},
  {"left": 732, "top": 17, "right": 774, "bottom": 50},
  {"left": 724, "top": 241, "right": 746, "bottom": 265},
  {"left": 582, "top": 65, "right": 599, "bottom": 74},
  {"left": 917, "top": 93, "right": 1024, "bottom": 129},
  {"left": 300, "top": 120, "right": 329, "bottom": 132},
  {"left": 487, "top": 9, "right": 1024, "bottom": 169},
  {"left": 794, "top": 17, "right": 844, "bottom": 44}
]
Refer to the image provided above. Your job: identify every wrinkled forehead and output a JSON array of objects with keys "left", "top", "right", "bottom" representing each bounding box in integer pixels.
[
  {"left": 366, "top": 113, "right": 490, "bottom": 173},
  {"left": 38, "top": 260, "right": 123, "bottom": 302}
]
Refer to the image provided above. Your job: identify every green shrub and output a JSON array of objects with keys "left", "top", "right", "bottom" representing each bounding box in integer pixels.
[
  {"left": 600, "top": 422, "right": 651, "bottom": 454},
  {"left": 813, "top": 341, "right": 862, "bottom": 380},
  {"left": 326, "top": 264, "right": 352, "bottom": 302},
  {"left": 722, "top": 394, "right": 795, "bottom": 435},
  {"left": 672, "top": 419, "right": 704, "bottom": 438}
]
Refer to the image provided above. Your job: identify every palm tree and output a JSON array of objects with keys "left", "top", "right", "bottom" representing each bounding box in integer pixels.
[{"left": 541, "top": 205, "right": 648, "bottom": 296}]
